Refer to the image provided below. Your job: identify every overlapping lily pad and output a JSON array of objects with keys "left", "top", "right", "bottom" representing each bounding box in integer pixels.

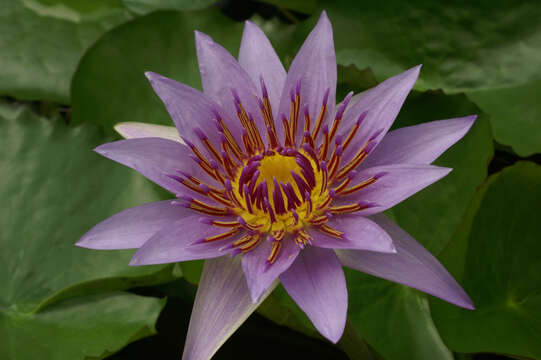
[
  {"left": 0, "top": 102, "right": 174, "bottom": 358},
  {"left": 269, "top": 0, "right": 541, "bottom": 155},
  {"left": 431, "top": 162, "right": 541, "bottom": 359},
  {"left": 0, "top": 292, "right": 164, "bottom": 360},
  {"left": 0, "top": 1, "right": 132, "bottom": 103},
  {"left": 71, "top": 9, "right": 242, "bottom": 133}
]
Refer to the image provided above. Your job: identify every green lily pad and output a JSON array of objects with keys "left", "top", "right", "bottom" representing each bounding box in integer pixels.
[
  {"left": 71, "top": 9, "right": 242, "bottom": 133},
  {"left": 0, "top": 101, "right": 175, "bottom": 357},
  {"left": 431, "top": 161, "right": 541, "bottom": 359},
  {"left": 0, "top": 101, "right": 175, "bottom": 309},
  {"left": 467, "top": 80, "right": 541, "bottom": 157},
  {"left": 284, "top": 0, "right": 541, "bottom": 158},
  {"left": 0, "top": 1, "right": 133, "bottom": 103},
  {"left": 388, "top": 90, "right": 493, "bottom": 255},
  {"left": 0, "top": 292, "right": 164, "bottom": 360},
  {"left": 121, "top": 0, "right": 217, "bottom": 15},
  {"left": 346, "top": 270, "right": 454, "bottom": 360}
]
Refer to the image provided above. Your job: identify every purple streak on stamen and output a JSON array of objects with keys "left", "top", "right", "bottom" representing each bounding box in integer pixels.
[
  {"left": 335, "top": 134, "right": 344, "bottom": 146},
  {"left": 357, "top": 111, "right": 368, "bottom": 125},
  {"left": 193, "top": 127, "right": 207, "bottom": 140},
  {"left": 231, "top": 88, "right": 241, "bottom": 104},
  {"left": 177, "top": 194, "right": 193, "bottom": 203},
  {"left": 291, "top": 209, "right": 299, "bottom": 224},
  {"left": 234, "top": 100, "right": 242, "bottom": 114},
  {"left": 322, "top": 88, "right": 330, "bottom": 106},
  {"left": 219, "top": 133, "right": 227, "bottom": 144},
  {"left": 304, "top": 191, "right": 313, "bottom": 215},
  {"left": 290, "top": 88, "right": 295, "bottom": 103},
  {"left": 250, "top": 154, "right": 263, "bottom": 162},
  {"left": 257, "top": 97, "right": 265, "bottom": 110},
  {"left": 248, "top": 170, "right": 260, "bottom": 194},
  {"left": 254, "top": 183, "right": 264, "bottom": 209},
  {"left": 210, "top": 106, "right": 221, "bottom": 120},
  {"left": 301, "top": 144, "right": 320, "bottom": 170},
  {"left": 374, "top": 171, "right": 388, "bottom": 180},
  {"left": 191, "top": 237, "right": 207, "bottom": 245},
  {"left": 265, "top": 148, "right": 274, "bottom": 156},
  {"left": 370, "top": 128, "right": 384, "bottom": 141},
  {"left": 182, "top": 137, "right": 194, "bottom": 148},
  {"left": 336, "top": 91, "right": 353, "bottom": 120},
  {"left": 272, "top": 178, "right": 286, "bottom": 214},
  {"left": 243, "top": 184, "right": 253, "bottom": 213},
  {"left": 365, "top": 141, "right": 377, "bottom": 154},
  {"left": 199, "top": 217, "right": 214, "bottom": 225},
  {"left": 199, "top": 183, "right": 211, "bottom": 194},
  {"left": 296, "top": 159, "right": 315, "bottom": 188},
  {"left": 238, "top": 162, "right": 258, "bottom": 192},
  {"left": 259, "top": 76, "right": 269, "bottom": 98},
  {"left": 347, "top": 170, "right": 358, "bottom": 180},
  {"left": 165, "top": 173, "right": 183, "bottom": 183},
  {"left": 283, "top": 182, "right": 300, "bottom": 209},
  {"left": 219, "top": 242, "right": 236, "bottom": 252},
  {"left": 302, "top": 104, "right": 309, "bottom": 118},
  {"left": 322, "top": 124, "right": 329, "bottom": 135},
  {"left": 295, "top": 77, "right": 302, "bottom": 96},
  {"left": 214, "top": 119, "right": 223, "bottom": 132},
  {"left": 358, "top": 200, "right": 378, "bottom": 209},
  {"left": 209, "top": 159, "right": 219, "bottom": 170},
  {"left": 285, "top": 148, "right": 296, "bottom": 156},
  {"left": 264, "top": 198, "right": 276, "bottom": 223},
  {"left": 171, "top": 200, "right": 191, "bottom": 208},
  {"left": 189, "top": 155, "right": 202, "bottom": 166},
  {"left": 335, "top": 145, "right": 343, "bottom": 157},
  {"left": 225, "top": 179, "right": 233, "bottom": 192},
  {"left": 328, "top": 189, "right": 336, "bottom": 198},
  {"left": 291, "top": 171, "right": 310, "bottom": 194}
]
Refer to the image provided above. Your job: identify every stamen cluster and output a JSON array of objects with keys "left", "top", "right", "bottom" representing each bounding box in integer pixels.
[{"left": 170, "top": 78, "right": 384, "bottom": 266}]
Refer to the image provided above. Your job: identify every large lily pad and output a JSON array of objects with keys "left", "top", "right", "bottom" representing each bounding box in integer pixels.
[
  {"left": 275, "top": 0, "right": 541, "bottom": 155},
  {"left": 71, "top": 9, "right": 242, "bottom": 133},
  {"left": 388, "top": 90, "right": 493, "bottom": 254},
  {"left": 431, "top": 161, "right": 541, "bottom": 359},
  {"left": 0, "top": 102, "right": 174, "bottom": 310},
  {"left": 0, "top": 292, "right": 164, "bottom": 360},
  {"left": 0, "top": 1, "right": 132, "bottom": 103}
]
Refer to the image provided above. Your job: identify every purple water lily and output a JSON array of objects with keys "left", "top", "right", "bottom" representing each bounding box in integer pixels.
[{"left": 78, "top": 11, "right": 475, "bottom": 359}]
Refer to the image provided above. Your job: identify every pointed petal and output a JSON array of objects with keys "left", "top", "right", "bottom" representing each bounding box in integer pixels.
[
  {"left": 77, "top": 200, "right": 190, "bottom": 250},
  {"left": 362, "top": 116, "right": 477, "bottom": 167},
  {"left": 94, "top": 137, "right": 217, "bottom": 195},
  {"left": 241, "top": 235, "right": 300, "bottom": 302},
  {"left": 114, "top": 122, "right": 183, "bottom": 143},
  {"left": 335, "top": 164, "right": 452, "bottom": 216},
  {"left": 145, "top": 71, "right": 239, "bottom": 152},
  {"left": 129, "top": 215, "right": 242, "bottom": 265},
  {"left": 182, "top": 256, "right": 277, "bottom": 360},
  {"left": 195, "top": 31, "right": 265, "bottom": 135},
  {"left": 336, "top": 214, "right": 474, "bottom": 309},
  {"left": 309, "top": 214, "right": 395, "bottom": 253},
  {"left": 280, "top": 247, "right": 347, "bottom": 343},
  {"left": 278, "top": 11, "right": 336, "bottom": 143},
  {"left": 340, "top": 66, "right": 421, "bottom": 164},
  {"left": 239, "top": 20, "right": 286, "bottom": 116}
]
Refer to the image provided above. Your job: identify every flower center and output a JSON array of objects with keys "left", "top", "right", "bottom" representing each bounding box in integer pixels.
[
  {"left": 231, "top": 149, "right": 328, "bottom": 240},
  {"left": 171, "top": 77, "right": 383, "bottom": 265}
]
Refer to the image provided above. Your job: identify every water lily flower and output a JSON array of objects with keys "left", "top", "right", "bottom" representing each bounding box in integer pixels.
[{"left": 78, "top": 11, "right": 475, "bottom": 359}]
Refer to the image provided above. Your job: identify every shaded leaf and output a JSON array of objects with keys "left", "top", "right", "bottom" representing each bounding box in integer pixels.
[
  {"left": 0, "top": 1, "right": 132, "bottom": 103},
  {"left": 71, "top": 10, "right": 242, "bottom": 133},
  {"left": 431, "top": 162, "right": 541, "bottom": 359},
  {"left": 0, "top": 101, "right": 174, "bottom": 311},
  {"left": 0, "top": 292, "right": 164, "bottom": 360}
]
